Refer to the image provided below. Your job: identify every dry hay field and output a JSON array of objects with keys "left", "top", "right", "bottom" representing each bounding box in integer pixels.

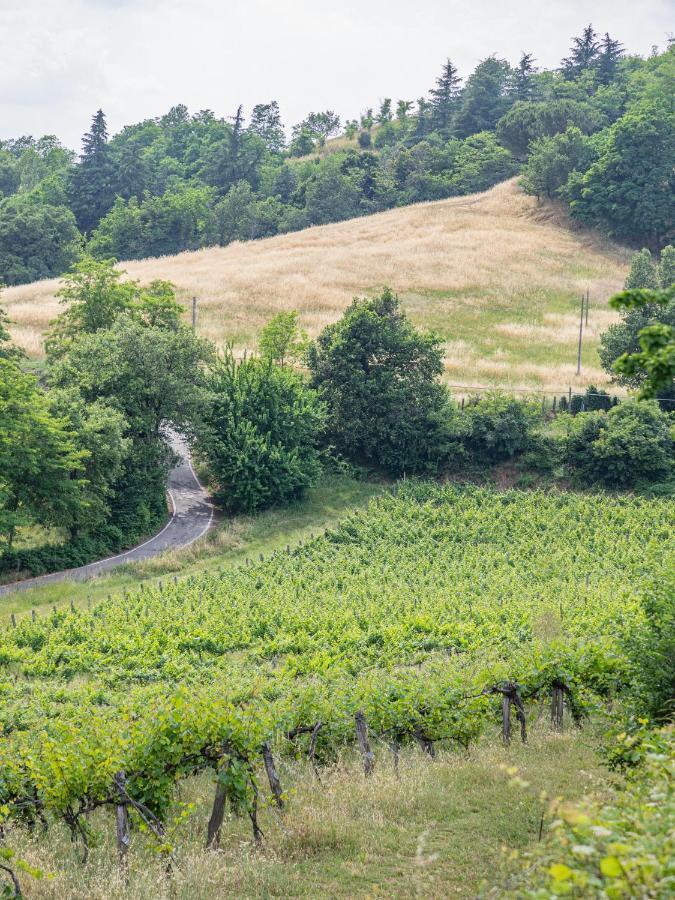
[{"left": 3, "top": 179, "right": 630, "bottom": 393}]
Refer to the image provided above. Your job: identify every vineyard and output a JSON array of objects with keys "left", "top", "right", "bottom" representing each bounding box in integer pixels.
[{"left": 0, "top": 483, "right": 672, "bottom": 895}]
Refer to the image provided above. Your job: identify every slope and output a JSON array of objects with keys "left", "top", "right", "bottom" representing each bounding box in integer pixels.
[{"left": 3, "top": 179, "right": 630, "bottom": 392}]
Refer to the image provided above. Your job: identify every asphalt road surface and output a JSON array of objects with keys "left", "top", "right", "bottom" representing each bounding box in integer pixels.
[{"left": 0, "top": 434, "right": 214, "bottom": 596}]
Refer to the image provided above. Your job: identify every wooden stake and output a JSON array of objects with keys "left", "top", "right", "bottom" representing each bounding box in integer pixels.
[
  {"left": 576, "top": 294, "right": 584, "bottom": 376},
  {"left": 262, "top": 743, "right": 284, "bottom": 808},
  {"left": 502, "top": 692, "right": 512, "bottom": 746},
  {"left": 551, "top": 684, "right": 565, "bottom": 732},
  {"left": 206, "top": 772, "right": 228, "bottom": 850},
  {"left": 10, "top": 613, "right": 16, "bottom": 628},
  {"left": 355, "top": 711, "right": 375, "bottom": 776},
  {"left": 114, "top": 771, "right": 131, "bottom": 875}
]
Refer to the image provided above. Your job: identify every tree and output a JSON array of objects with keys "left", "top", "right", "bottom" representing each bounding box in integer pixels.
[
  {"left": 608, "top": 285, "right": 675, "bottom": 399},
  {"left": 307, "top": 288, "right": 453, "bottom": 475},
  {"left": 0, "top": 359, "right": 85, "bottom": 546},
  {"left": 49, "top": 316, "right": 213, "bottom": 536},
  {"left": 455, "top": 57, "right": 513, "bottom": 139},
  {"left": 396, "top": 100, "right": 413, "bottom": 124},
  {"left": 510, "top": 52, "right": 538, "bottom": 101},
  {"left": 659, "top": 245, "right": 675, "bottom": 287},
  {"left": 197, "top": 348, "right": 325, "bottom": 513},
  {"left": 563, "top": 400, "right": 672, "bottom": 487},
  {"left": 46, "top": 256, "right": 138, "bottom": 356},
  {"left": 47, "top": 388, "right": 129, "bottom": 536},
  {"left": 496, "top": 99, "right": 602, "bottom": 159},
  {"left": 0, "top": 300, "right": 24, "bottom": 362},
  {"left": 597, "top": 33, "right": 624, "bottom": 85},
  {"left": 429, "top": 59, "right": 462, "bottom": 135},
  {"left": 69, "top": 109, "right": 114, "bottom": 234},
  {"left": 296, "top": 111, "right": 341, "bottom": 146},
  {"left": 258, "top": 311, "right": 308, "bottom": 366},
  {"left": 0, "top": 196, "right": 81, "bottom": 286},
  {"left": 249, "top": 102, "right": 285, "bottom": 153},
  {"left": 521, "top": 127, "right": 593, "bottom": 199},
  {"left": 377, "top": 99, "right": 393, "bottom": 125},
  {"left": 625, "top": 249, "right": 660, "bottom": 290},
  {"left": 567, "top": 100, "right": 674, "bottom": 249},
  {"left": 288, "top": 127, "right": 315, "bottom": 157},
  {"left": 562, "top": 24, "right": 601, "bottom": 78}
]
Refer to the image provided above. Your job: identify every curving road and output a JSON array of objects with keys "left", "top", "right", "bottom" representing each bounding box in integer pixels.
[{"left": 0, "top": 434, "right": 214, "bottom": 596}]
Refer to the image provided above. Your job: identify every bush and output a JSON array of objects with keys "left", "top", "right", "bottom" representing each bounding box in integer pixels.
[
  {"left": 564, "top": 400, "right": 673, "bottom": 487},
  {"left": 357, "top": 130, "right": 372, "bottom": 149},
  {"left": 197, "top": 348, "right": 326, "bottom": 514},
  {"left": 308, "top": 289, "right": 454, "bottom": 476},
  {"left": 460, "top": 394, "right": 541, "bottom": 465}
]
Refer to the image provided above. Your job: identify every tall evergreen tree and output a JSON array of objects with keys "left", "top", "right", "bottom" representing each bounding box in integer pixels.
[
  {"left": 455, "top": 56, "right": 513, "bottom": 139},
  {"left": 69, "top": 109, "right": 114, "bottom": 234},
  {"left": 561, "top": 24, "right": 601, "bottom": 78},
  {"left": 596, "top": 33, "right": 625, "bottom": 85},
  {"left": 511, "top": 52, "right": 538, "bottom": 100},
  {"left": 429, "top": 59, "right": 462, "bottom": 135}
]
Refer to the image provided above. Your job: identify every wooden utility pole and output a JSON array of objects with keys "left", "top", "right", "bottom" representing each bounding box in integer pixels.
[
  {"left": 576, "top": 294, "right": 584, "bottom": 376},
  {"left": 192, "top": 296, "right": 197, "bottom": 330},
  {"left": 585, "top": 289, "right": 589, "bottom": 328}
]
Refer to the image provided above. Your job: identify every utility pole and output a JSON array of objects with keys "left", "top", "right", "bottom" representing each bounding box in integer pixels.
[
  {"left": 576, "top": 294, "right": 584, "bottom": 376},
  {"left": 585, "top": 289, "right": 589, "bottom": 328},
  {"left": 192, "top": 296, "right": 197, "bottom": 330}
]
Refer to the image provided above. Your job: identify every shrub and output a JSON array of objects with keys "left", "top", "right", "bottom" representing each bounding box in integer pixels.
[
  {"left": 357, "top": 130, "right": 372, "bottom": 149},
  {"left": 308, "top": 289, "right": 454, "bottom": 476},
  {"left": 460, "top": 394, "right": 541, "bottom": 465},
  {"left": 197, "top": 348, "right": 326, "bottom": 514},
  {"left": 563, "top": 400, "right": 673, "bottom": 487}
]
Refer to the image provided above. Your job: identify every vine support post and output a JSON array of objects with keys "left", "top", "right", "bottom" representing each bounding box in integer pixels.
[
  {"left": 551, "top": 683, "right": 565, "bottom": 732},
  {"left": 354, "top": 711, "right": 375, "bottom": 776},
  {"left": 502, "top": 693, "right": 512, "bottom": 746},
  {"left": 207, "top": 745, "right": 231, "bottom": 850},
  {"left": 114, "top": 771, "right": 131, "bottom": 876},
  {"left": 262, "top": 742, "right": 284, "bottom": 808}
]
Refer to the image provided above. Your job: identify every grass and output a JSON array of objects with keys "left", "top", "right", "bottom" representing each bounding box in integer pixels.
[
  {"left": 0, "top": 474, "right": 383, "bottom": 622},
  {"left": 2, "top": 179, "right": 629, "bottom": 393},
  {"left": 7, "top": 723, "right": 609, "bottom": 899}
]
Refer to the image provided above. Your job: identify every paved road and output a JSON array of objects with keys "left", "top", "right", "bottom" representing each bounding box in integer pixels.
[{"left": 0, "top": 434, "right": 214, "bottom": 596}]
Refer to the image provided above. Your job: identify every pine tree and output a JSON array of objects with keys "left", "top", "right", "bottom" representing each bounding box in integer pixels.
[
  {"left": 429, "top": 59, "right": 462, "bottom": 135},
  {"left": 69, "top": 109, "right": 114, "bottom": 234},
  {"left": 596, "top": 33, "right": 625, "bottom": 85},
  {"left": 511, "top": 52, "right": 538, "bottom": 100},
  {"left": 561, "top": 24, "right": 600, "bottom": 78},
  {"left": 625, "top": 248, "right": 660, "bottom": 290},
  {"left": 455, "top": 56, "right": 512, "bottom": 139},
  {"left": 377, "top": 99, "right": 393, "bottom": 125}
]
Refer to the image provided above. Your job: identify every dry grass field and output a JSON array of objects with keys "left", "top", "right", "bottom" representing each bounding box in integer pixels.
[{"left": 2, "top": 179, "right": 630, "bottom": 393}]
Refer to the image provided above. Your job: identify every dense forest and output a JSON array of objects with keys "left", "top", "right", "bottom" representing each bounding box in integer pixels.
[{"left": 0, "top": 25, "right": 673, "bottom": 286}]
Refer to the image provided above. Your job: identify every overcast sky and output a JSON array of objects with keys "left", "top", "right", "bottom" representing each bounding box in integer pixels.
[{"left": 1, "top": 0, "right": 672, "bottom": 151}]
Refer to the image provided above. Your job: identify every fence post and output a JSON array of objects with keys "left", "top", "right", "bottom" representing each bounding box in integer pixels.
[
  {"left": 114, "top": 771, "right": 131, "bottom": 875},
  {"left": 262, "top": 742, "right": 284, "bottom": 808},
  {"left": 192, "top": 296, "right": 197, "bottom": 329},
  {"left": 576, "top": 294, "right": 584, "bottom": 376},
  {"left": 551, "top": 682, "right": 565, "bottom": 732},
  {"left": 502, "top": 692, "right": 512, "bottom": 746},
  {"left": 10, "top": 613, "right": 16, "bottom": 628},
  {"left": 355, "top": 711, "right": 375, "bottom": 776}
]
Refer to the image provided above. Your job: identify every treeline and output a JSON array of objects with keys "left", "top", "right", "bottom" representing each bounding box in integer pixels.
[{"left": 0, "top": 27, "right": 673, "bottom": 286}]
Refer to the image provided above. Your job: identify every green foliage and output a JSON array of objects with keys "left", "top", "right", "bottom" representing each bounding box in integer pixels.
[
  {"left": 567, "top": 100, "right": 675, "bottom": 248},
  {"left": 0, "top": 301, "right": 24, "bottom": 362},
  {"left": 496, "top": 99, "right": 602, "bottom": 159},
  {"left": 562, "top": 400, "right": 673, "bottom": 487},
  {"left": 609, "top": 285, "right": 675, "bottom": 398},
  {"left": 455, "top": 57, "right": 513, "bottom": 139},
  {"left": 197, "top": 347, "right": 325, "bottom": 514},
  {"left": 0, "top": 359, "right": 86, "bottom": 547},
  {"left": 505, "top": 725, "right": 674, "bottom": 898},
  {"left": 0, "top": 195, "right": 81, "bottom": 286},
  {"left": 460, "top": 393, "right": 542, "bottom": 465},
  {"left": 258, "top": 311, "right": 308, "bottom": 366},
  {"left": 308, "top": 289, "right": 454, "bottom": 475},
  {"left": 69, "top": 109, "right": 114, "bottom": 234},
  {"left": 521, "top": 127, "right": 594, "bottom": 199},
  {"left": 624, "top": 248, "right": 660, "bottom": 290}
]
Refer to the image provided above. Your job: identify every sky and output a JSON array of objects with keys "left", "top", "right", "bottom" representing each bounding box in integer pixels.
[{"left": 0, "top": 0, "right": 672, "bottom": 151}]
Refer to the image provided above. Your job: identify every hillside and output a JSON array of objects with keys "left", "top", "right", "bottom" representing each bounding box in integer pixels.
[{"left": 3, "top": 179, "right": 629, "bottom": 392}]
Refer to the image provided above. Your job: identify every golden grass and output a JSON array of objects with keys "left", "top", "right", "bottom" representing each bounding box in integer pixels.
[{"left": 2, "top": 179, "right": 629, "bottom": 392}]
